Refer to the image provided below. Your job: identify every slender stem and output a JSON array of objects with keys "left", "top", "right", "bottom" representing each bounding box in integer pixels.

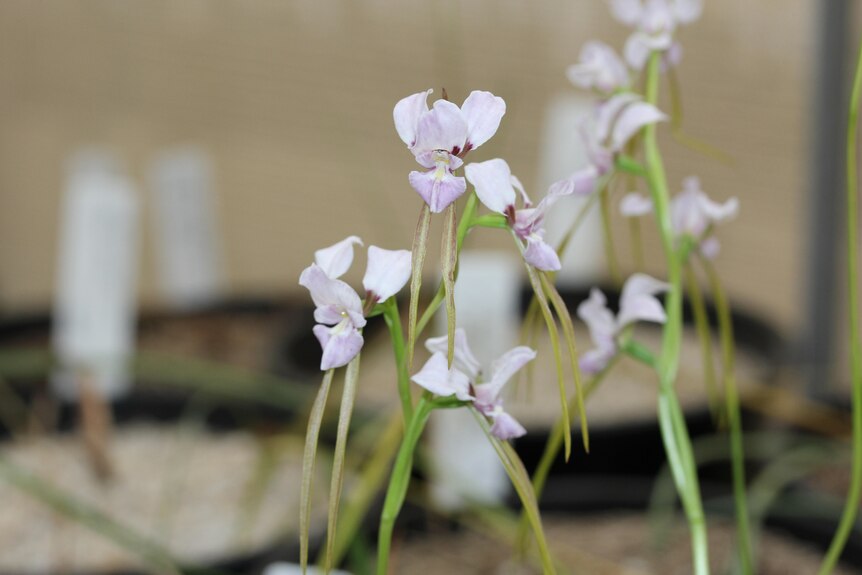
[
  {"left": 376, "top": 397, "right": 433, "bottom": 575},
  {"left": 530, "top": 363, "right": 617, "bottom": 500},
  {"left": 685, "top": 265, "right": 722, "bottom": 423},
  {"left": 555, "top": 181, "right": 603, "bottom": 261},
  {"left": 383, "top": 299, "right": 413, "bottom": 422},
  {"left": 699, "top": 257, "right": 753, "bottom": 574},
  {"left": 644, "top": 51, "right": 710, "bottom": 575},
  {"left": 415, "top": 193, "right": 478, "bottom": 338},
  {"left": 629, "top": 216, "right": 645, "bottom": 270},
  {"left": 599, "top": 182, "right": 622, "bottom": 286},
  {"left": 818, "top": 32, "right": 862, "bottom": 575}
]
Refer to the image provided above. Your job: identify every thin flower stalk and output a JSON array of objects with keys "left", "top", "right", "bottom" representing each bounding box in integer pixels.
[
  {"left": 643, "top": 50, "right": 709, "bottom": 575},
  {"left": 818, "top": 31, "right": 862, "bottom": 575},
  {"left": 699, "top": 256, "right": 753, "bottom": 574},
  {"left": 684, "top": 265, "right": 722, "bottom": 422},
  {"left": 376, "top": 396, "right": 434, "bottom": 575}
]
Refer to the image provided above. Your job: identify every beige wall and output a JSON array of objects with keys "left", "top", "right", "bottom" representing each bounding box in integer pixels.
[{"left": 0, "top": 1, "right": 817, "bottom": 336}]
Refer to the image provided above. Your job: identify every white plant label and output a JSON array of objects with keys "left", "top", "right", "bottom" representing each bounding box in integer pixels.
[
  {"left": 149, "top": 148, "right": 223, "bottom": 309},
  {"left": 53, "top": 154, "right": 139, "bottom": 401},
  {"left": 429, "top": 251, "right": 519, "bottom": 511}
]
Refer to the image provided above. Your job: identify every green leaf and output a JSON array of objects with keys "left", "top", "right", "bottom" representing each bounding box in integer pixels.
[
  {"left": 539, "top": 272, "right": 590, "bottom": 453},
  {"left": 325, "top": 353, "right": 362, "bottom": 573},
  {"left": 300, "top": 368, "right": 335, "bottom": 574},
  {"left": 407, "top": 204, "right": 432, "bottom": 372},
  {"left": 441, "top": 202, "right": 458, "bottom": 367},
  {"left": 523, "top": 263, "right": 571, "bottom": 461},
  {"left": 470, "top": 409, "right": 557, "bottom": 575}
]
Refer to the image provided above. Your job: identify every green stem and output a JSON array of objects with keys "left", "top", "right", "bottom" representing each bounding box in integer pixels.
[
  {"left": 700, "top": 257, "right": 753, "bottom": 574},
  {"left": 414, "top": 193, "right": 478, "bottom": 338},
  {"left": 620, "top": 338, "right": 658, "bottom": 368},
  {"left": 818, "top": 32, "right": 862, "bottom": 575},
  {"left": 599, "top": 183, "right": 622, "bottom": 286},
  {"left": 685, "top": 265, "right": 722, "bottom": 423},
  {"left": 376, "top": 397, "right": 433, "bottom": 575},
  {"left": 629, "top": 216, "right": 645, "bottom": 270},
  {"left": 644, "top": 51, "right": 710, "bottom": 575},
  {"left": 530, "top": 362, "right": 617, "bottom": 500},
  {"left": 383, "top": 299, "right": 413, "bottom": 422}
]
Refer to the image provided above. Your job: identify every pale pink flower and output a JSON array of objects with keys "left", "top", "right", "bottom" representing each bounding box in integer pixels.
[
  {"left": 465, "top": 158, "right": 581, "bottom": 271},
  {"left": 566, "top": 41, "right": 630, "bottom": 96},
  {"left": 578, "top": 273, "right": 669, "bottom": 374},
  {"left": 609, "top": 0, "right": 702, "bottom": 70},
  {"left": 620, "top": 176, "right": 738, "bottom": 259},
  {"left": 300, "top": 237, "right": 411, "bottom": 370},
  {"left": 394, "top": 89, "right": 506, "bottom": 213},
  {"left": 553, "top": 93, "right": 666, "bottom": 197},
  {"left": 413, "top": 328, "right": 535, "bottom": 440}
]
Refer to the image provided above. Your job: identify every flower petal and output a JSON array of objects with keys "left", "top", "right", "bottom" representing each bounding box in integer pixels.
[
  {"left": 624, "top": 30, "right": 674, "bottom": 70},
  {"left": 617, "top": 273, "right": 670, "bottom": 328},
  {"left": 577, "top": 288, "right": 617, "bottom": 344},
  {"left": 363, "top": 246, "right": 412, "bottom": 303},
  {"left": 567, "top": 41, "right": 629, "bottom": 94},
  {"left": 483, "top": 346, "right": 537, "bottom": 401},
  {"left": 699, "top": 236, "right": 721, "bottom": 260},
  {"left": 550, "top": 166, "right": 600, "bottom": 199},
  {"left": 619, "top": 192, "right": 654, "bottom": 217},
  {"left": 671, "top": 186, "right": 707, "bottom": 236},
  {"left": 489, "top": 411, "right": 527, "bottom": 440},
  {"left": 314, "top": 236, "right": 363, "bottom": 279},
  {"left": 608, "top": 0, "right": 645, "bottom": 26},
  {"left": 611, "top": 101, "right": 667, "bottom": 151},
  {"left": 699, "top": 195, "right": 739, "bottom": 224},
  {"left": 465, "top": 158, "right": 517, "bottom": 215},
  {"left": 579, "top": 342, "right": 618, "bottom": 375},
  {"left": 523, "top": 237, "right": 562, "bottom": 271},
  {"left": 408, "top": 168, "right": 467, "bottom": 213},
  {"left": 411, "top": 352, "right": 473, "bottom": 401},
  {"left": 461, "top": 91, "right": 506, "bottom": 151},
  {"left": 425, "top": 328, "right": 482, "bottom": 380},
  {"left": 318, "top": 325, "right": 364, "bottom": 370},
  {"left": 394, "top": 89, "right": 432, "bottom": 148},
  {"left": 413, "top": 100, "right": 468, "bottom": 155},
  {"left": 673, "top": 0, "right": 703, "bottom": 24},
  {"left": 595, "top": 93, "right": 641, "bottom": 145},
  {"left": 299, "top": 264, "right": 366, "bottom": 327}
]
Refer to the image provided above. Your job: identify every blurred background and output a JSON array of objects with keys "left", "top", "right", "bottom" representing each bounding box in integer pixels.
[
  {"left": 1, "top": 1, "right": 862, "bottom": 573},
  {"left": 0, "top": 0, "right": 818, "bottom": 324}
]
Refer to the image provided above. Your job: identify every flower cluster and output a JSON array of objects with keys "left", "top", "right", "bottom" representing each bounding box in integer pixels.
[
  {"left": 609, "top": 0, "right": 703, "bottom": 70},
  {"left": 411, "top": 328, "right": 534, "bottom": 440},
  {"left": 620, "top": 176, "right": 738, "bottom": 258},
  {"left": 394, "top": 89, "right": 506, "bottom": 213},
  {"left": 299, "top": 236, "right": 411, "bottom": 370},
  {"left": 578, "top": 273, "right": 670, "bottom": 374}
]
